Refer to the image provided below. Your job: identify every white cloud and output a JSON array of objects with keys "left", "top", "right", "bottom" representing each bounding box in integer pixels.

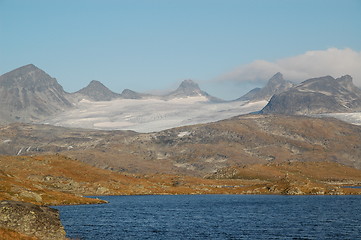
[{"left": 218, "top": 48, "right": 361, "bottom": 86}]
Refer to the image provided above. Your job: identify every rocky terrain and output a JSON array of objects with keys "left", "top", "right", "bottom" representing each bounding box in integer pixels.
[
  {"left": 0, "top": 200, "right": 66, "bottom": 240},
  {"left": 238, "top": 72, "right": 294, "bottom": 101},
  {"left": 262, "top": 75, "right": 361, "bottom": 114},
  {"left": 1, "top": 114, "right": 361, "bottom": 176},
  {"left": 207, "top": 161, "right": 361, "bottom": 195}
]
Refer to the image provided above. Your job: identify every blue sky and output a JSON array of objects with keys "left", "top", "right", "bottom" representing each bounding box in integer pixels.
[{"left": 1, "top": 0, "right": 361, "bottom": 100}]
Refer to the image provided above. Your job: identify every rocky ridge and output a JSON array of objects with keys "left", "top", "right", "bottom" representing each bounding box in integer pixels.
[{"left": 261, "top": 75, "right": 361, "bottom": 114}]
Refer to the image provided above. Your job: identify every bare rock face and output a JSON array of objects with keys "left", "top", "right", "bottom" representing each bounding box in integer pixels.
[
  {"left": 261, "top": 75, "right": 361, "bottom": 114},
  {"left": 0, "top": 64, "right": 72, "bottom": 123},
  {"left": 0, "top": 200, "right": 66, "bottom": 240}
]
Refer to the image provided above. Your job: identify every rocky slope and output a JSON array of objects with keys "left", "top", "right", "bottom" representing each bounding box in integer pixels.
[
  {"left": 0, "top": 64, "right": 72, "bottom": 124},
  {"left": 1, "top": 114, "right": 361, "bottom": 176},
  {"left": 261, "top": 75, "right": 361, "bottom": 114},
  {"left": 74, "top": 80, "right": 121, "bottom": 101},
  {"left": 238, "top": 72, "right": 294, "bottom": 101},
  {"left": 0, "top": 200, "right": 66, "bottom": 240}
]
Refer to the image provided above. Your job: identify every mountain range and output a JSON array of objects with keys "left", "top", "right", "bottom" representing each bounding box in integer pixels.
[{"left": 1, "top": 64, "right": 361, "bottom": 131}]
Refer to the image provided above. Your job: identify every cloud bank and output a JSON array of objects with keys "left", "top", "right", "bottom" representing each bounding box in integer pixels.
[{"left": 219, "top": 48, "right": 361, "bottom": 86}]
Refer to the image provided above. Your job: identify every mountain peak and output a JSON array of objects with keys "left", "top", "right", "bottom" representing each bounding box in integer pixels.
[
  {"left": 0, "top": 64, "right": 63, "bottom": 91},
  {"left": 120, "top": 89, "right": 144, "bottom": 99},
  {"left": 178, "top": 79, "right": 201, "bottom": 90},
  {"left": 164, "top": 79, "right": 222, "bottom": 102},
  {"left": 17, "top": 64, "right": 38, "bottom": 71},
  {"left": 167, "top": 79, "right": 203, "bottom": 98},
  {"left": 261, "top": 75, "right": 361, "bottom": 115},
  {"left": 88, "top": 80, "right": 103, "bottom": 86},
  {"left": 238, "top": 72, "right": 294, "bottom": 101},
  {"left": 76, "top": 80, "right": 120, "bottom": 101},
  {"left": 0, "top": 64, "right": 72, "bottom": 123},
  {"left": 269, "top": 72, "right": 284, "bottom": 83}
]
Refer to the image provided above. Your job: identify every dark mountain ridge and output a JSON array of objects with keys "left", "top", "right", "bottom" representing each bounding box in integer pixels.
[{"left": 261, "top": 75, "right": 361, "bottom": 114}]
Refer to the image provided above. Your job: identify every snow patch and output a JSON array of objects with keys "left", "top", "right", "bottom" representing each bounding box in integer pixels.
[{"left": 177, "top": 131, "right": 191, "bottom": 138}]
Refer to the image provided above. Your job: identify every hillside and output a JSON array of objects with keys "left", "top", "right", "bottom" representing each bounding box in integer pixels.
[
  {"left": 1, "top": 155, "right": 361, "bottom": 207},
  {"left": 1, "top": 114, "right": 361, "bottom": 177}
]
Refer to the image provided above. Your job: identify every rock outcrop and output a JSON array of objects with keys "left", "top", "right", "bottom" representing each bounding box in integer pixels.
[{"left": 0, "top": 200, "right": 66, "bottom": 240}]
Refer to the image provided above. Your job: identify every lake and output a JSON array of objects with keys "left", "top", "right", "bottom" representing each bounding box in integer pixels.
[{"left": 54, "top": 195, "right": 361, "bottom": 239}]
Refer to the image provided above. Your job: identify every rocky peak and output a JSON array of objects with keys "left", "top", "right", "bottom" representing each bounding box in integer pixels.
[
  {"left": 238, "top": 72, "right": 294, "bottom": 101},
  {"left": 75, "top": 80, "right": 121, "bottom": 101},
  {"left": 120, "top": 89, "right": 144, "bottom": 99},
  {"left": 261, "top": 75, "right": 361, "bottom": 115},
  {"left": 336, "top": 75, "right": 353, "bottom": 89},
  {"left": 168, "top": 79, "right": 203, "bottom": 98},
  {"left": 88, "top": 80, "right": 105, "bottom": 87},
  {"left": 178, "top": 79, "right": 201, "bottom": 91},
  {"left": 0, "top": 64, "right": 63, "bottom": 91},
  {"left": 268, "top": 72, "right": 284, "bottom": 84},
  {"left": 0, "top": 64, "right": 72, "bottom": 123}
]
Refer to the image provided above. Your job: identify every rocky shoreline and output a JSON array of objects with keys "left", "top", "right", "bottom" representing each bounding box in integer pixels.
[{"left": 0, "top": 200, "right": 66, "bottom": 240}]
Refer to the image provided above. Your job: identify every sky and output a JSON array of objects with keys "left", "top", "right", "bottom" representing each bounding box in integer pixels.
[{"left": 1, "top": 0, "right": 361, "bottom": 100}]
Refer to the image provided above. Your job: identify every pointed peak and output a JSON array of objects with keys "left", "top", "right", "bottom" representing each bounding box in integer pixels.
[
  {"left": 178, "top": 79, "right": 200, "bottom": 90},
  {"left": 20, "top": 64, "right": 38, "bottom": 70},
  {"left": 3, "top": 64, "right": 43, "bottom": 77},
  {"left": 269, "top": 72, "right": 284, "bottom": 83}
]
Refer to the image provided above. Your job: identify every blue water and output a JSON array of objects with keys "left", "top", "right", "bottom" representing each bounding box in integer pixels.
[{"left": 54, "top": 195, "right": 361, "bottom": 240}]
